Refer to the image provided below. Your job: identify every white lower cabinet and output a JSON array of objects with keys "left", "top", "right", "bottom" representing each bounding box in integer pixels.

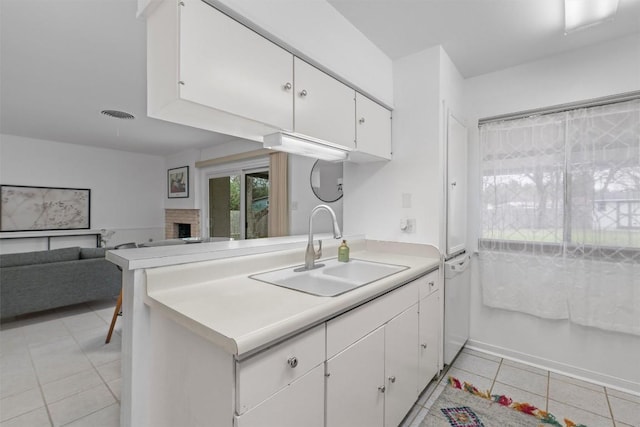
[
  {"left": 148, "top": 270, "right": 440, "bottom": 427},
  {"left": 326, "top": 304, "right": 420, "bottom": 427},
  {"left": 234, "top": 364, "right": 325, "bottom": 427},
  {"left": 385, "top": 305, "right": 420, "bottom": 427},
  {"left": 326, "top": 326, "right": 385, "bottom": 427},
  {"left": 418, "top": 290, "right": 440, "bottom": 392}
]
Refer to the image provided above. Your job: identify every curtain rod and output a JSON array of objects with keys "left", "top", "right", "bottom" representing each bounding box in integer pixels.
[{"left": 478, "top": 90, "right": 640, "bottom": 126}]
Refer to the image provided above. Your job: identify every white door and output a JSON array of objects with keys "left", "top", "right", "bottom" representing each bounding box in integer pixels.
[
  {"left": 179, "top": 0, "right": 293, "bottom": 130},
  {"left": 326, "top": 327, "right": 385, "bottom": 427},
  {"left": 294, "top": 58, "right": 356, "bottom": 149},
  {"left": 384, "top": 306, "right": 419, "bottom": 427},
  {"left": 446, "top": 113, "right": 468, "bottom": 256}
]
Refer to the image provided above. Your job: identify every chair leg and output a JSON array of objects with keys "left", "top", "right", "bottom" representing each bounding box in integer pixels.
[{"left": 106, "top": 289, "right": 122, "bottom": 344}]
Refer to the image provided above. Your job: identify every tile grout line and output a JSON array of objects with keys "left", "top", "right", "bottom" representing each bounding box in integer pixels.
[
  {"left": 26, "top": 318, "right": 56, "bottom": 427},
  {"left": 545, "top": 370, "right": 550, "bottom": 412},
  {"left": 603, "top": 387, "right": 617, "bottom": 427},
  {"left": 488, "top": 357, "right": 502, "bottom": 395}
]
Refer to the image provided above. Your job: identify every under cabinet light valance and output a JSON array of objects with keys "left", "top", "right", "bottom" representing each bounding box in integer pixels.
[{"left": 263, "top": 132, "right": 349, "bottom": 162}]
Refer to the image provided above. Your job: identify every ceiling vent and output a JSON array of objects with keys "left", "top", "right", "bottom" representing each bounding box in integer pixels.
[{"left": 100, "top": 110, "right": 135, "bottom": 120}]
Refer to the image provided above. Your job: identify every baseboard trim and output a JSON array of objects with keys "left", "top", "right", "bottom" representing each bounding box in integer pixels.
[{"left": 465, "top": 339, "right": 640, "bottom": 396}]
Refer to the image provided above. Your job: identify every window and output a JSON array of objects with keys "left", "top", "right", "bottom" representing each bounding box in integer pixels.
[
  {"left": 478, "top": 98, "right": 640, "bottom": 335},
  {"left": 480, "top": 99, "right": 640, "bottom": 251}
]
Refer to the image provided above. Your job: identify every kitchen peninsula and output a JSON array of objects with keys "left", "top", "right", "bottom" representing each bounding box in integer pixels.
[{"left": 107, "top": 235, "right": 442, "bottom": 427}]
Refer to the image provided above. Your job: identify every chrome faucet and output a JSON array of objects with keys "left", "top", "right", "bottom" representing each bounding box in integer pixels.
[{"left": 295, "top": 204, "right": 342, "bottom": 271}]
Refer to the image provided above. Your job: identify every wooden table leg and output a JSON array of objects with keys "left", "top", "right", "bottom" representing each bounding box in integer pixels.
[{"left": 105, "top": 289, "right": 122, "bottom": 344}]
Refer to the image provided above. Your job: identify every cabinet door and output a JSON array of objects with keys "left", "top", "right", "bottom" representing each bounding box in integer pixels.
[
  {"left": 384, "top": 305, "right": 419, "bottom": 427},
  {"left": 294, "top": 58, "right": 356, "bottom": 149},
  {"left": 418, "top": 291, "right": 440, "bottom": 392},
  {"left": 179, "top": 0, "right": 293, "bottom": 130},
  {"left": 234, "top": 364, "right": 324, "bottom": 427},
  {"left": 446, "top": 113, "right": 468, "bottom": 256},
  {"left": 355, "top": 93, "right": 392, "bottom": 160},
  {"left": 326, "top": 327, "right": 384, "bottom": 427}
]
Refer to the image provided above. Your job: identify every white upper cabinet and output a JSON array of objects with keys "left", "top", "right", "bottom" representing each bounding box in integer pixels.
[
  {"left": 147, "top": 0, "right": 392, "bottom": 161},
  {"left": 294, "top": 58, "right": 356, "bottom": 150},
  {"left": 353, "top": 93, "right": 392, "bottom": 161},
  {"left": 179, "top": 0, "right": 293, "bottom": 131},
  {"left": 147, "top": 0, "right": 292, "bottom": 141}
]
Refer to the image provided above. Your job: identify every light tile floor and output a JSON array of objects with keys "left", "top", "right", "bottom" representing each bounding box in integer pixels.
[
  {"left": 1, "top": 299, "right": 121, "bottom": 427},
  {"left": 401, "top": 348, "right": 640, "bottom": 427},
  {"left": 3, "top": 304, "right": 639, "bottom": 427}
]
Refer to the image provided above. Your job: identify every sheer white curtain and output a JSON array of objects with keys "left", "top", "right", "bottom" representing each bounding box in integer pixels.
[{"left": 479, "top": 99, "right": 640, "bottom": 335}]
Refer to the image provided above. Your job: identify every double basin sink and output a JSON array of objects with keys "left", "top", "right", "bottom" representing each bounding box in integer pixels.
[{"left": 250, "top": 258, "right": 408, "bottom": 297}]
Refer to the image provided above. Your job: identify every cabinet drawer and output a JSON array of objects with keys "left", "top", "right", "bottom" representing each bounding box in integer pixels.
[
  {"left": 418, "top": 269, "right": 439, "bottom": 300},
  {"left": 326, "top": 280, "right": 418, "bottom": 359},
  {"left": 235, "top": 364, "right": 325, "bottom": 427},
  {"left": 236, "top": 324, "right": 325, "bottom": 414}
]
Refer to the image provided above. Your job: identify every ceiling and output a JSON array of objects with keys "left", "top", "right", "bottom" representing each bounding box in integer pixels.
[{"left": 1, "top": 0, "right": 639, "bottom": 157}]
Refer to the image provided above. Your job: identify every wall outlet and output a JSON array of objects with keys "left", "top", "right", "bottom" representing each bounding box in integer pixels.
[{"left": 400, "top": 218, "right": 415, "bottom": 233}]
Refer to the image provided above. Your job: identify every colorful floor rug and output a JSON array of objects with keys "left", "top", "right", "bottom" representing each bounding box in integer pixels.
[{"left": 420, "top": 377, "right": 587, "bottom": 427}]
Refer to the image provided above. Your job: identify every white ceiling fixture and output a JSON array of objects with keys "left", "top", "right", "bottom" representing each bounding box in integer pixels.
[
  {"left": 565, "top": 0, "right": 620, "bottom": 33},
  {"left": 263, "top": 132, "right": 349, "bottom": 162}
]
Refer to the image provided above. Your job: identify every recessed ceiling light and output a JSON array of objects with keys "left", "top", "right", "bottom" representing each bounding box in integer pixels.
[
  {"left": 100, "top": 110, "right": 135, "bottom": 120},
  {"left": 564, "top": 0, "right": 619, "bottom": 34}
]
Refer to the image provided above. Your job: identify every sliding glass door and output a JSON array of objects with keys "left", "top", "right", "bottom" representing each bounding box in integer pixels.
[{"left": 207, "top": 166, "right": 269, "bottom": 240}]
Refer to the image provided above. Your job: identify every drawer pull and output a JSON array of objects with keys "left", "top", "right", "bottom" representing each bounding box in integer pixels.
[
  {"left": 421, "top": 343, "right": 428, "bottom": 349},
  {"left": 429, "top": 281, "right": 435, "bottom": 288},
  {"left": 388, "top": 376, "right": 396, "bottom": 383},
  {"left": 378, "top": 385, "right": 386, "bottom": 393},
  {"left": 287, "top": 356, "right": 298, "bottom": 368}
]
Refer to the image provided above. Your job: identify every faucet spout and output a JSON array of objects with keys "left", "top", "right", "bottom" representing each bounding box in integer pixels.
[{"left": 297, "top": 204, "right": 342, "bottom": 271}]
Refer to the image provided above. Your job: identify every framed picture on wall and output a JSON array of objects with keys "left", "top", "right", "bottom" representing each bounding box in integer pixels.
[
  {"left": 168, "top": 166, "right": 189, "bottom": 198},
  {"left": 0, "top": 184, "right": 91, "bottom": 232}
]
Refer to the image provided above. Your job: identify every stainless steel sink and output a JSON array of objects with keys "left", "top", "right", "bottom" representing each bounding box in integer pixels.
[{"left": 249, "top": 258, "right": 408, "bottom": 297}]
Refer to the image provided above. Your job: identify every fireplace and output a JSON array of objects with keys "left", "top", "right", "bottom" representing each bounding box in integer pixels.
[
  {"left": 165, "top": 209, "right": 200, "bottom": 239},
  {"left": 176, "top": 223, "right": 191, "bottom": 239}
]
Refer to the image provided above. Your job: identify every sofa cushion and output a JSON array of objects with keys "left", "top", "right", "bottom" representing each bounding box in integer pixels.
[
  {"left": 79, "top": 247, "right": 106, "bottom": 259},
  {"left": 0, "top": 246, "right": 80, "bottom": 268}
]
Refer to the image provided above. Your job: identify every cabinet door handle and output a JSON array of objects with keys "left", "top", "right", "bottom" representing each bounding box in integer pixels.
[
  {"left": 388, "top": 376, "right": 396, "bottom": 383},
  {"left": 287, "top": 356, "right": 298, "bottom": 368},
  {"left": 283, "top": 82, "right": 292, "bottom": 91},
  {"left": 429, "top": 281, "right": 435, "bottom": 288},
  {"left": 359, "top": 117, "right": 366, "bottom": 124},
  {"left": 421, "top": 343, "right": 428, "bottom": 349},
  {"left": 299, "top": 89, "right": 308, "bottom": 97},
  {"left": 378, "top": 385, "right": 386, "bottom": 393}
]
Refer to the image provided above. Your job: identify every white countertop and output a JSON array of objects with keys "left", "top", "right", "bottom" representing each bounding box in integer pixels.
[
  {"left": 106, "top": 233, "right": 348, "bottom": 270},
  {"left": 143, "top": 240, "right": 440, "bottom": 358}
]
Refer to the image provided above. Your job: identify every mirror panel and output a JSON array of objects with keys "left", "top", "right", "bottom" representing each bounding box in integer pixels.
[{"left": 310, "top": 160, "right": 343, "bottom": 203}]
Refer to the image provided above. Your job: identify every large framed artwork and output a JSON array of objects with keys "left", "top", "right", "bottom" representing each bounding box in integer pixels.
[
  {"left": 168, "top": 166, "right": 189, "bottom": 198},
  {"left": 0, "top": 185, "right": 91, "bottom": 232}
]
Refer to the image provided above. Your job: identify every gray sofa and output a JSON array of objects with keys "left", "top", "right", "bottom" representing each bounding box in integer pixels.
[{"left": 0, "top": 246, "right": 121, "bottom": 319}]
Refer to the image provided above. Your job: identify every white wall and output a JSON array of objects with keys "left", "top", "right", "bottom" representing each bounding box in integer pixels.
[
  {"left": 464, "top": 34, "right": 640, "bottom": 392},
  {"left": 165, "top": 148, "right": 200, "bottom": 210},
  {"left": 0, "top": 135, "right": 165, "bottom": 251},
  {"left": 211, "top": 0, "right": 394, "bottom": 106},
  {"left": 344, "top": 46, "right": 464, "bottom": 251}
]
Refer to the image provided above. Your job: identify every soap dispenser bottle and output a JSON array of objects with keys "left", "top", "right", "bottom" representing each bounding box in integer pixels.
[{"left": 338, "top": 240, "right": 350, "bottom": 262}]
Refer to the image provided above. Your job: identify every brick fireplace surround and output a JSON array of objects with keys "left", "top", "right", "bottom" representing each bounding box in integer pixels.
[{"left": 165, "top": 209, "right": 200, "bottom": 239}]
